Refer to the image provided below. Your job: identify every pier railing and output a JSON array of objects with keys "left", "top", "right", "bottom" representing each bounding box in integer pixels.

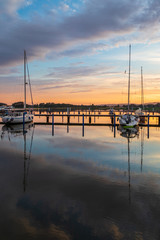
[{"left": 33, "top": 113, "right": 160, "bottom": 127}]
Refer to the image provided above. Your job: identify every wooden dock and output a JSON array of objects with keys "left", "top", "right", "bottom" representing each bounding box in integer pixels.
[
  {"left": 0, "top": 113, "right": 160, "bottom": 127},
  {"left": 33, "top": 113, "right": 160, "bottom": 127}
]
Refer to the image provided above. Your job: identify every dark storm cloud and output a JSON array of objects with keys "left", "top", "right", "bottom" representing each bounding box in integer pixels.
[{"left": 0, "top": 0, "right": 160, "bottom": 66}]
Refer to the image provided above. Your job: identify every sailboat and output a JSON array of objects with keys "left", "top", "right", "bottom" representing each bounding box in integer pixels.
[
  {"left": 2, "top": 50, "right": 34, "bottom": 124},
  {"left": 119, "top": 45, "right": 139, "bottom": 128}
]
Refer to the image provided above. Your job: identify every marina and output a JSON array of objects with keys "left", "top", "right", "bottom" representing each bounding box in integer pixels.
[{"left": 1, "top": 0, "right": 160, "bottom": 239}]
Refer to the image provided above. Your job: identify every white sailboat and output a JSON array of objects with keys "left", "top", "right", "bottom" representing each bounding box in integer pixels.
[
  {"left": 2, "top": 50, "right": 34, "bottom": 124},
  {"left": 119, "top": 45, "right": 139, "bottom": 128}
]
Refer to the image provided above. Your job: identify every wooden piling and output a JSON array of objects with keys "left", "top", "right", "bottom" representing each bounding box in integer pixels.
[
  {"left": 114, "top": 114, "right": 116, "bottom": 137},
  {"left": 82, "top": 114, "right": 84, "bottom": 137},
  {"left": 52, "top": 114, "right": 54, "bottom": 136},
  {"left": 111, "top": 116, "right": 114, "bottom": 124},
  {"left": 52, "top": 114, "right": 54, "bottom": 125},
  {"left": 23, "top": 112, "right": 27, "bottom": 133},
  {"left": 114, "top": 114, "right": 116, "bottom": 127},
  {"left": 67, "top": 116, "right": 70, "bottom": 124},
  {"left": 62, "top": 112, "right": 63, "bottom": 123},
  {"left": 147, "top": 114, "right": 149, "bottom": 139}
]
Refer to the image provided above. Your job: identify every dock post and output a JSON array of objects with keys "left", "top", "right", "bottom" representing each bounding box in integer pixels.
[
  {"left": 23, "top": 112, "right": 27, "bottom": 134},
  {"left": 114, "top": 114, "right": 116, "bottom": 138},
  {"left": 46, "top": 116, "right": 49, "bottom": 123},
  {"left": 67, "top": 115, "right": 70, "bottom": 124},
  {"left": 89, "top": 116, "right": 91, "bottom": 124},
  {"left": 158, "top": 116, "right": 160, "bottom": 126},
  {"left": 111, "top": 116, "right": 113, "bottom": 124},
  {"left": 147, "top": 114, "right": 149, "bottom": 139},
  {"left": 82, "top": 114, "right": 84, "bottom": 137},
  {"left": 62, "top": 112, "right": 63, "bottom": 123},
  {"left": 52, "top": 113, "right": 54, "bottom": 136},
  {"left": 114, "top": 114, "right": 116, "bottom": 126}
]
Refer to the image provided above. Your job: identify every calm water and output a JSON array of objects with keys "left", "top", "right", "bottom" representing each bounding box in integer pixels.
[{"left": 1, "top": 122, "right": 160, "bottom": 240}]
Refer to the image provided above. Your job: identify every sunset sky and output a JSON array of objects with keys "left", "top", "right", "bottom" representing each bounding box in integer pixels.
[{"left": 1, "top": 0, "right": 160, "bottom": 105}]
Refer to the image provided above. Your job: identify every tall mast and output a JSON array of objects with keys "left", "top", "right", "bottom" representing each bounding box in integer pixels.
[
  {"left": 24, "top": 50, "right": 27, "bottom": 110},
  {"left": 128, "top": 44, "right": 131, "bottom": 111},
  {"left": 141, "top": 66, "right": 144, "bottom": 110}
]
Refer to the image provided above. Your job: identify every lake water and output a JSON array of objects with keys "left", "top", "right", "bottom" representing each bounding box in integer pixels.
[{"left": 0, "top": 122, "right": 160, "bottom": 240}]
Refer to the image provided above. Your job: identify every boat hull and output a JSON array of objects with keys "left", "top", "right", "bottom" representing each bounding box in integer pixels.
[
  {"left": 119, "top": 114, "right": 139, "bottom": 128},
  {"left": 2, "top": 114, "right": 34, "bottom": 124}
]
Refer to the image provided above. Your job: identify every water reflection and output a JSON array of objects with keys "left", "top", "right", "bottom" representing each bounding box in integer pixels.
[
  {"left": 23, "top": 125, "right": 34, "bottom": 192},
  {"left": 0, "top": 124, "right": 160, "bottom": 239},
  {"left": 141, "top": 127, "right": 144, "bottom": 173},
  {"left": 1, "top": 123, "right": 34, "bottom": 138},
  {"left": 118, "top": 125, "right": 139, "bottom": 139},
  {"left": 1, "top": 123, "right": 34, "bottom": 192},
  {"left": 118, "top": 126, "right": 139, "bottom": 204}
]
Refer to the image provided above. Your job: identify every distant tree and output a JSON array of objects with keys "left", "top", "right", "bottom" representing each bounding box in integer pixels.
[
  {"left": 12, "top": 102, "right": 24, "bottom": 108},
  {"left": 0, "top": 103, "right": 7, "bottom": 106}
]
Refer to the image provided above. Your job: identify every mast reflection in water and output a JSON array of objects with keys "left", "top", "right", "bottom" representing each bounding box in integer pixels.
[
  {"left": 118, "top": 126, "right": 139, "bottom": 204},
  {"left": 1, "top": 123, "right": 34, "bottom": 192}
]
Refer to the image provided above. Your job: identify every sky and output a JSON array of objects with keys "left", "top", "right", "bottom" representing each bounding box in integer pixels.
[{"left": 1, "top": 0, "right": 160, "bottom": 105}]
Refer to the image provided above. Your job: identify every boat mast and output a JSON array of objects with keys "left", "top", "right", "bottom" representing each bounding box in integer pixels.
[
  {"left": 24, "top": 50, "right": 27, "bottom": 110},
  {"left": 141, "top": 66, "right": 144, "bottom": 110},
  {"left": 128, "top": 44, "right": 131, "bottom": 111}
]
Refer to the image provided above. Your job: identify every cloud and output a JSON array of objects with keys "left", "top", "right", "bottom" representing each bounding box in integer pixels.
[
  {"left": 59, "top": 2, "right": 70, "bottom": 12},
  {"left": 0, "top": 0, "right": 25, "bottom": 15},
  {"left": 47, "top": 42, "right": 109, "bottom": 58},
  {"left": 46, "top": 65, "right": 114, "bottom": 79},
  {"left": 1, "top": 0, "right": 160, "bottom": 67},
  {"left": 0, "top": 66, "right": 20, "bottom": 75},
  {"left": 70, "top": 89, "right": 92, "bottom": 94}
]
